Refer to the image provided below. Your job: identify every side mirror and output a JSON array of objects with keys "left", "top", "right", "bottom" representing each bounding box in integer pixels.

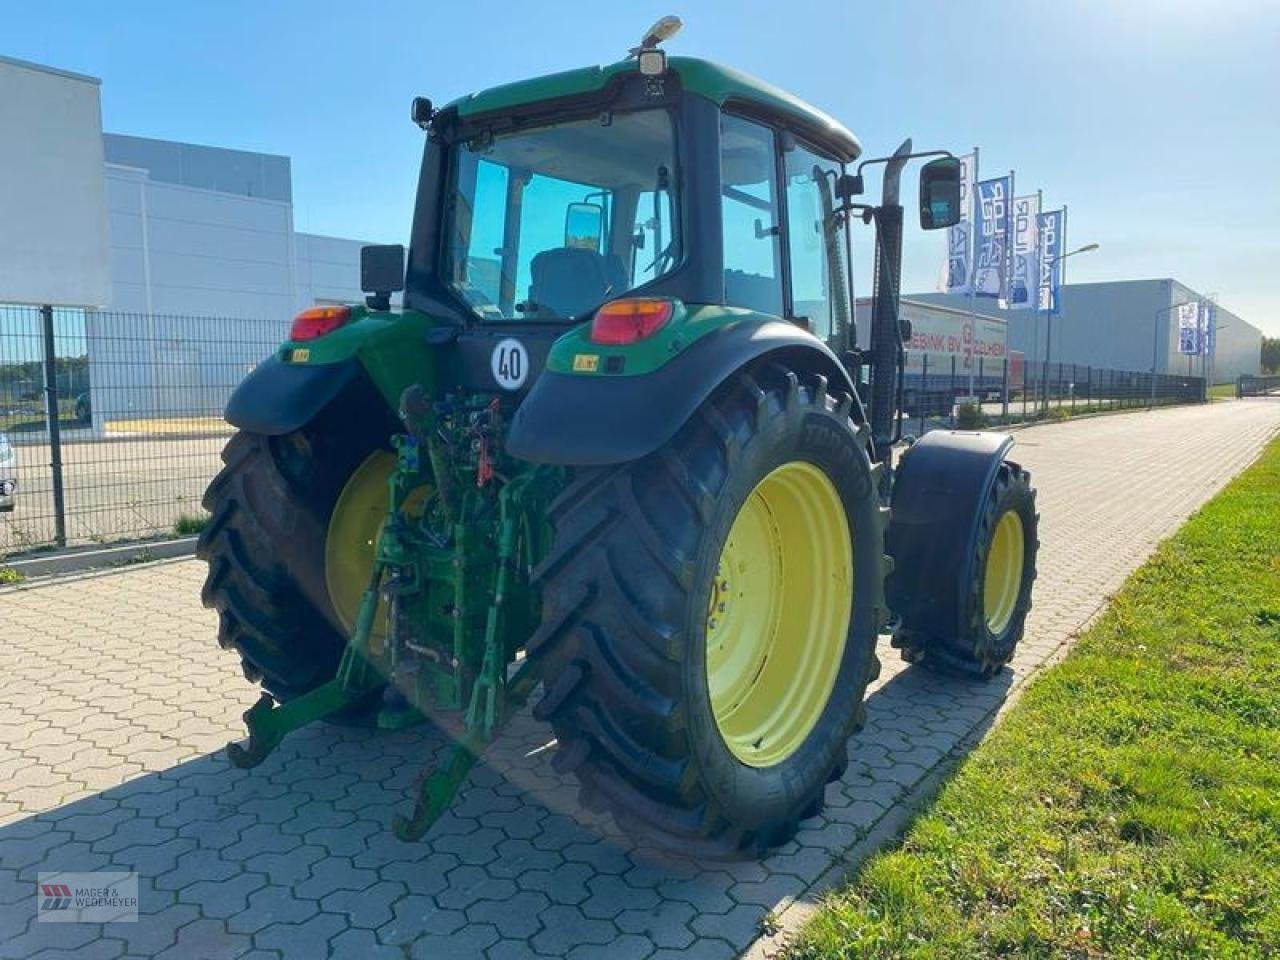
[
  {"left": 565, "top": 202, "right": 604, "bottom": 252},
  {"left": 361, "top": 244, "right": 405, "bottom": 310},
  {"left": 919, "top": 156, "right": 962, "bottom": 230}
]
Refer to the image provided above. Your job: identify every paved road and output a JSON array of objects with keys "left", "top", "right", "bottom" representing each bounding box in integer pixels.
[
  {"left": 0, "top": 433, "right": 227, "bottom": 555},
  {"left": 1, "top": 400, "right": 1277, "bottom": 960}
]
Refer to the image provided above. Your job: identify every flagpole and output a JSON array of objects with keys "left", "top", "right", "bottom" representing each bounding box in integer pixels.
[
  {"left": 1033, "top": 188, "right": 1043, "bottom": 408},
  {"left": 965, "top": 146, "right": 980, "bottom": 402},
  {"left": 1044, "top": 204, "right": 1068, "bottom": 411}
]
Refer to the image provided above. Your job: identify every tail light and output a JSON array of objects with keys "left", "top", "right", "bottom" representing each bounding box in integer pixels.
[
  {"left": 589, "top": 298, "right": 673, "bottom": 346},
  {"left": 290, "top": 305, "right": 352, "bottom": 342}
]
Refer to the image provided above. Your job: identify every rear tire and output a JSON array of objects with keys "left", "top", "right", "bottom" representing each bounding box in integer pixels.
[
  {"left": 893, "top": 462, "right": 1038, "bottom": 678},
  {"left": 528, "top": 363, "right": 887, "bottom": 858},
  {"left": 197, "top": 401, "right": 394, "bottom": 702}
]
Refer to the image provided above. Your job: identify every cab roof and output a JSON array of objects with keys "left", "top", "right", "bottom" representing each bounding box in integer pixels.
[{"left": 447, "top": 56, "right": 861, "bottom": 162}]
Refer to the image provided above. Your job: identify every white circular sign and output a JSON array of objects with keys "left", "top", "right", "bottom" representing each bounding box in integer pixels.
[{"left": 491, "top": 338, "right": 530, "bottom": 391}]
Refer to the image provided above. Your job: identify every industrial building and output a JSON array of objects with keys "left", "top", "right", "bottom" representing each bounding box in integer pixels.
[
  {"left": 90, "top": 134, "right": 392, "bottom": 424},
  {"left": 2, "top": 55, "right": 392, "bottom": 429},
  {"left": 102, "top": 133, "right": 380, "bottom": 319},
  {"left": 913, "top": 279, "right": 1261, "bottom": 384}
]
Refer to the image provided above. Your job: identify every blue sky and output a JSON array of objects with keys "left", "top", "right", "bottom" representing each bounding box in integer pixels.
[{"left": 6, "top": 0, "right": 1279, "bottom": 334}]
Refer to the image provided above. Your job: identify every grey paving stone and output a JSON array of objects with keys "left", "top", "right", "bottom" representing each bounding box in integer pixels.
[
  {"left": 319, "top": 879, "right": 404, "bottom": 929},
  {"left": 292, "top": 856, "right": 376, "bottom": 900},
  {"left": 153, "top": 917, "right": 250, "bottom": 960},
  {"left": 111, "top": 902, "right": 199, "bottom": 956},
  {"left": 379, "top": 894, "right": 466, "bottom": 944},
  {"left": 240, "top": 844, "right": 329, "bottom": 887},
  {"left": 435, "top": 864, "right": 516, "bottom": 911},
  {"left": 327, "top": 928, "right": 402, "bottom": 960},
  {"left": 2, "top": 402, "right": 1277, "bottom": 960},
  {"left": 616, "top": 899, "right": 699, "bottom": 949},
  {"left": 178, "top": 870, "right": 266, "bottom": 918},
  {"left": 564, "top": 934, "right": 656, "bottom": 960},
  {"left": 407, "top": 921, "right": 500, "bottom": 960},
  {"left": 515, "top": 861, "right": 595, "bottom": 905},
  {"left": 252, "top": 912, "right": 347, "bottom": 960},
  {"left": 466, "top": 888, "right": 550, "bottom": 939},
  {"left": 529, "top": 904, "right": 616, "bottom": 955},
  {"left": 581, "top": 872, "right": 660, "bottom": 919},
  {"left": 226, "top": 885, "right": 318, "bottom": 934},
  {"left": 691, "top": 901, "right": 769, "bottom": 947}
]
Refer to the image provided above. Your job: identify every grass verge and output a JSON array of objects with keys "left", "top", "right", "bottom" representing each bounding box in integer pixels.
[{"left": 790, "top": 437, "right": 1280, "bottom": 959}]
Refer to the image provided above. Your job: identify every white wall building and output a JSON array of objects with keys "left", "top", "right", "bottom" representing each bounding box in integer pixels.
[
  {"left": 102, "top": 133, "right": 380, "bottom": 321},
  {"left": 88, "top": 133, "right": 391, "bottom": 425}
]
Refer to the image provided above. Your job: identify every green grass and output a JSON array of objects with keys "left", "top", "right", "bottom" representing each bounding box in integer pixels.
[
  {"left": 790, "top": 438, "right": 1280, "bottom": 959},
  {"left": 173, "top": 512, "right": 209, "bottom": 536},
  {"left": 0, "top": 566, "right": 22, "bottom": 585},
  {"left": 0, "top": 398, "right": 81, "bottom": 433},
  {"left": 1209, "top": 383, "right": 1237, "bottom": 400}
]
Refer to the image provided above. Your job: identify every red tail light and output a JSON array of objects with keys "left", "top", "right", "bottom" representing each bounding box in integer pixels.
[
  {"left": 290, "top": 305, "right": 351, "bottom": 341},
  {"left": 589, "top": 299, "right": 674, "bottom": 346}
]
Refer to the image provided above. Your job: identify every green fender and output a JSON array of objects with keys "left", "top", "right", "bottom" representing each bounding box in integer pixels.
[{"left": 506, "top": 319, "right": 863, "bottom": 466}]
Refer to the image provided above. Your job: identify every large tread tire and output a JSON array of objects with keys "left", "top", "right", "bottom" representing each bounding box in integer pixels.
[
  {"left": 528, "top": 362, "right": 887, "bottom": 859},
  {"left": 892, "top": 461, "right": 1038, "bottom": 678},
  {"left": 197, "top": 405, "right": 392, "bottom": 702}
]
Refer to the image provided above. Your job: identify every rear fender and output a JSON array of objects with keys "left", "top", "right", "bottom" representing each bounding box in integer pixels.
[
  {"left": 886, "top": 430, "right": 1014, "bottom": 637},
  {"left": 224, "top": 355, "right": 364, "bottom": 436},
  {"left": 224, "top": 309, "right": 436, "bottom": 436},
  {"left": 505, "top": 319, "right": 865, "bottom": 466}
]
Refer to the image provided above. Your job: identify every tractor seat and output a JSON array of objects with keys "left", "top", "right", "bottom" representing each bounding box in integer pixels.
[{"left": 530, "top": 248, "right": 627, "bottom": 319}]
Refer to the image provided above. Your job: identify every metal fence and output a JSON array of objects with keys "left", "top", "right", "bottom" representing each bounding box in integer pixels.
[
  {"left": 1238, "top": 374, "right": 1280, "bottom": 398},
  {"left": 1, "top": 305, "right": 283, "bottom": 557},
  {"left": 0, "top": 305, "right": 1208, "bottom": 558}
]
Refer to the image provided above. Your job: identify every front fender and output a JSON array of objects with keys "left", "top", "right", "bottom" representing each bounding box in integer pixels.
[
  {"left": 506, "top": 320, "right": 862, "bottom": 466},
  {"left": 886, "top": 430, "right": 1014, "bottom": 637}
]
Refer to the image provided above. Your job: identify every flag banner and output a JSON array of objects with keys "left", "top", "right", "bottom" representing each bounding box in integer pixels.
[
  {"left": 1177, "top": 301, "right": 1200, "bottom": 355},
  {"left": 974, "top": 176, "right": 1011, "bottom": 299},
  {"left": 1008, "top": 194, "right": 1040, "bottom": 310},
  {"left": 1036, "top": 208, "right": 1064, "bottom": 313},
  {"left": 943, "top": 153, "right": 976, "bottom": 294},
  {"left": 1199, "top": 301, "right": 1215, "bottom": 355}
]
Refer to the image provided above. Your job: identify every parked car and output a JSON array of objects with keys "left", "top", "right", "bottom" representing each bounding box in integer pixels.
[{"left": 0, "top": 432, "right": 16, "bottom": 512}]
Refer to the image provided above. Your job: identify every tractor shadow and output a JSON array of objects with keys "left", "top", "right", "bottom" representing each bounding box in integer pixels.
[{"left": 0, "top": 651, "right": 1016, "bottom": 957}]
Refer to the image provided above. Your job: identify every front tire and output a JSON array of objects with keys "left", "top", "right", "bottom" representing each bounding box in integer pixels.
[
  {"left": 893, "top": 462, "right": 1038, "bottom": 677},
  {"left": 528, "top": 363, "right": 887, "bottom": 858}
]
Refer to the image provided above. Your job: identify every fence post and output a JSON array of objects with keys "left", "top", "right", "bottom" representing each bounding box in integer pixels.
[
  {"left": 40, "top": 304, "right": 68, "bottom": 548},
  {"left": 1001, "top": 355, "right": 1009, "bottom": 420},
  {"left": 950, "top": 355, "right": 957, "bottom": 429},
  {"left": 1070, "top": 363, "right": 1076, "bottom": 413},
  {"left": 919, "top": 353, "right": 928, "bottom": 436}
]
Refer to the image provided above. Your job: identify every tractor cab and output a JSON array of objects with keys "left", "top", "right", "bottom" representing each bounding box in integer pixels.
[{"left": 393, "top": 53, "right": 864, "bottom": 350}]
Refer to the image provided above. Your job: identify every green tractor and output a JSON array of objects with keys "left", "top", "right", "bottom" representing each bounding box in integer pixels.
[{"left": 199, "top": 20, "right": 1038, "bottom": 858}]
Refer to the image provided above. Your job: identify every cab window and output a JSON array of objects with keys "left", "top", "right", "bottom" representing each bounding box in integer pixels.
[
  {"left": 785, "top": 142, "right": 848, "bottom": 347},
  {"left": 719, "top": 115, "right": 783, "bottom": 317}
]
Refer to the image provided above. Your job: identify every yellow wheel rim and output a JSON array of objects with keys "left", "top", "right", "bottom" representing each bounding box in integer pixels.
[
  {"left": 983, "top": 510, "right": 1025, "bottom": 635},
  {"left": 705, "top": 461, "right": 853, "bottom": 768},
  {"left": 325, "top": 451, "right": 429, "bottom": 640}
]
